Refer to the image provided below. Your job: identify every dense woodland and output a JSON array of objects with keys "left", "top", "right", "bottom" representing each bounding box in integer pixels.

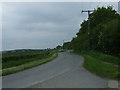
[{"left": 63, "top": 6, "right": 120, "bottom": 56}]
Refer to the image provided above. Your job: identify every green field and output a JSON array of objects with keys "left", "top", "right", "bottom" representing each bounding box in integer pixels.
[
  {"left": 73, "top": 51, "right": 119, "bottom": 80},
  {"left": 2, "top": 50, "right": 52, "bottom": 69},
  {"left": 1, "top": 50, "right": 58, "bottom": 76}
]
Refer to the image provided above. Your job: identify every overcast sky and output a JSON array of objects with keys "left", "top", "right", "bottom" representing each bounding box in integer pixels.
[{"left": 1, "top": 2, "right": 118, "bottom": 51}]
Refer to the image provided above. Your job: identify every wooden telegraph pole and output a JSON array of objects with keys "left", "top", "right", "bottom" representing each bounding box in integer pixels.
[{"left": 81, "top": 10, "right": 94, "bottom": 50}]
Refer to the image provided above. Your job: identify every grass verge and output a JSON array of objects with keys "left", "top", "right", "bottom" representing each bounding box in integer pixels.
[
  {"left": 73, "top": 52, "right": 119, "bottom": 80},
  {"left": 1, "top": 53, "right": 58, "bottom": 76},
  {"left": 2, "top": 50, "right": 51, "bottom": 69}
]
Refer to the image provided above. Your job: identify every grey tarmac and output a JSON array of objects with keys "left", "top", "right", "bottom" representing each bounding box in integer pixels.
[{"left": 2, "top": 52, "right": 108, "bottom": 88}]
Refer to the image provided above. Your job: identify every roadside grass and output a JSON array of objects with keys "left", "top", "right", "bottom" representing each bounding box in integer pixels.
[
  {"left": 1, "top": 53, "right": 58, "bottom": 76},
  {"left": 86, "top": 51, "right": 119, "bottom": 65},
  {"left": 73, "top": 52, "right": 119, "bottom": 80},
  {"left": 2, "top": 51, "right": 51, "bottom": 69},
  {"left": 2, "top": 56, "right": 49, "bottom": 69}
]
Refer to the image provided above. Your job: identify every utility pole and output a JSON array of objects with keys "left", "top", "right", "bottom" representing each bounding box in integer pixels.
[
  {"left": 81, "top": 10, "right": 94, "bottom": 50},
  {"left": 63, "top": 40, "right": 65, "bottom": 45}
]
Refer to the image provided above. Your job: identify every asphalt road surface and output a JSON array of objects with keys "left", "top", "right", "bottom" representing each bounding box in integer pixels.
[{"left": 2, "top": 52, "right": 108, "bottom": 88}]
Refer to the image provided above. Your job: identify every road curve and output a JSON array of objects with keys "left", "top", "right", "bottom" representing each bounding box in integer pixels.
[{"left": 2, "top": 52, "right": 108, "bottom": 88}]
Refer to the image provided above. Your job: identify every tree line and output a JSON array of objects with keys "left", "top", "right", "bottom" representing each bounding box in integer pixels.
[{"left": 62, "top": 6, "right": 120, "bottom": 55}]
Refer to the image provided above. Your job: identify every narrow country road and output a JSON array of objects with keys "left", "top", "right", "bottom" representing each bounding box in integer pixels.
[{"left": 2, "top": 52, "right": 108, "bottom": 88}]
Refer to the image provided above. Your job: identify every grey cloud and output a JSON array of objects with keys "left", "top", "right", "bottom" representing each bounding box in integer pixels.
[{"left": 2, "top": 2, "right": 118, "bottom": 50}]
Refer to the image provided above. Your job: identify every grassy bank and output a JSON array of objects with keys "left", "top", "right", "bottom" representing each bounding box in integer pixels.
[
  {"left": 2, "top": 50, "right": 52, "bottom": 69},
  {"left": 1, "top": 50, "right": 58, "bottom": 76},
  {"left": 73, "top": 51, "right": 119, "bottom": 80}
]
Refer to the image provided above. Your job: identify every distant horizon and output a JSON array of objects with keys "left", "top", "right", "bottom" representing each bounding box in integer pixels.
[{"left": 1, "top": 48, "right": 55, "bottom": 52}]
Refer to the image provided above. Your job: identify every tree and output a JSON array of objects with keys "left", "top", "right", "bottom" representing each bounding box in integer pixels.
[
  {"left": 56, "top": 45, "right": 62, "bottom": 49},
  {"left": 69, "top": 6, "right": 120, "bottom": 55},
  {"left": 63, "top": 42, "right": 72, "bottom": 49}
]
